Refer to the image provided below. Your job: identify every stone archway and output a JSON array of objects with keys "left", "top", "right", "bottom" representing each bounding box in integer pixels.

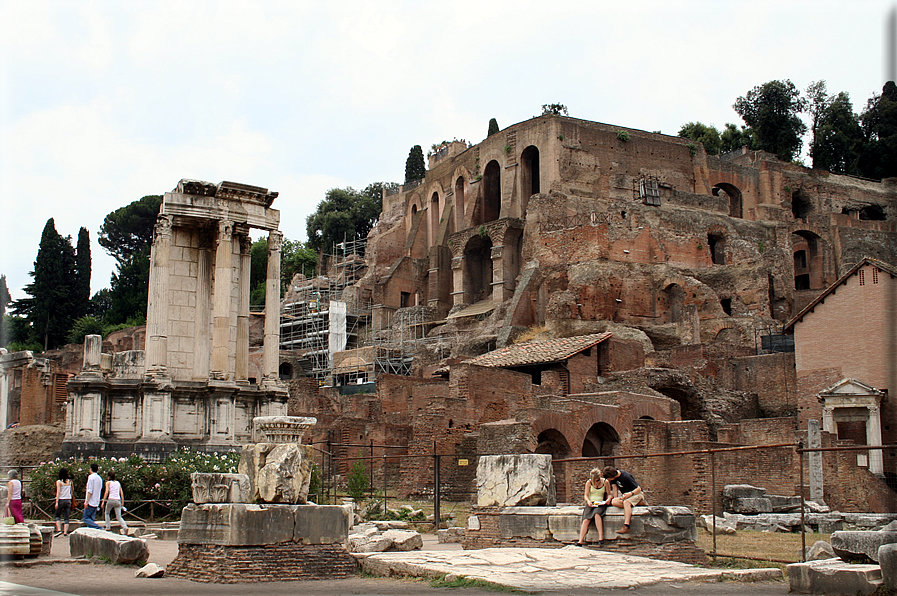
[
  {"left": 713, "top": 183, "right": 742, "bottom": 218},
  {"left": 480, "top": 160, "right": 501, "bottom": 224},
  {"left": 792, "top": 230, "right": 824, "bottom": 290},
  {"left": 536, "top": 428, "right": 571, "bottom": 459},
  {"left": 581, "top": 422, "right": 620, "bottom": 457}
]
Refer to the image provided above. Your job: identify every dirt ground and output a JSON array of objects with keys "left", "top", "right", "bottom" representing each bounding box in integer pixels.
[{"left": 0, "top": 533, "right": 791, "bottom": 596}]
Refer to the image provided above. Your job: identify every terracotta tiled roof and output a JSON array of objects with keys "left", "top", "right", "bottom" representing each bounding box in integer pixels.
[
  {"left": 463, "top": 332, "right": 613, "bottom": 368},
  {"left": 784, "top": 256, "right": 897, "bottom": 331}
]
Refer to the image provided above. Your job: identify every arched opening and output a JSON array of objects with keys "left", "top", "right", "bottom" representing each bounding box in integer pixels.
[
  {"left": 481, "top": 160, "right": 501, "bottom": 224},
  {"left": 279, "top": 362, "right": 293, "bottom": 380},
  {"left": 707, "top": 232, "right": 726, "bottom": 265},
  {"left": 638, "top": 415, "right": 655, "bottom": 420},
  {"left": 455, "top": 176, "right": 466, "bottom": 230},
  {"left": 653, "top": 385, "right": 702, "bottom": 420},
  {"left": 521, "top": 145, "right": 540, "bottom": 197},
  {"left": 463, "top": 234, "right": 493, "bottom": 303},
  {"left": 536, "top": 429, "right": 570, "bottom": 459},
  {"left": 660, "top": 283, "right": 686, "bottom": 323},
  {"left": 792, "top": 231, "right": 824, "bottom": 290},
  {"left": 720, "top": 298, "right": 732, "bottom": 315},
  {"left": 581, "top": 422, "right": 620, "bottom": 457},
  {"left": 713, "top": 183, "right": 743, "bottom": 218},
  {"left": 429, "top": 192, "right": 440, "bottom": 246},
  {"left": 714, "top": 327, "right": 742, "bottom": 344}
]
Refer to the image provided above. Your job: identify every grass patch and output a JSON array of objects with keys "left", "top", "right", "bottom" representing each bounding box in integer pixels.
[
  {"left": 696, "top": 528, "right": 831, "bottom": 573},
  {"left": 429, "top": 573, "right": 529, "bottom": 593}
]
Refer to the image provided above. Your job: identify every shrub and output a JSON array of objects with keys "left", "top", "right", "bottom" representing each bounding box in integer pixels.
[
  {"left": 617, "top": 130, "right": 630, "bottom": 142},
  {"left": 347, "top": 457, "right": 369, "bottom": 501},
  {"left": 27, "top": 448, "right": 240, "bottom": 519}
]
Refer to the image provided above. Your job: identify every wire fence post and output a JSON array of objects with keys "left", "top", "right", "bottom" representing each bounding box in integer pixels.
[
  {"left": 383, "top": 453, "right": 388, "bottom": 513},
  {"left": 710, "top": 448, "right": 717, "bottom": 559},
  {"left": 369, "top": 439, "right": 374, "bottom": 501},
  {"left": 799, "top": 441, "right": 806, "bottom": 562},
  {"left": 433, "top": 440, "right": 441, "bottom": 531}
]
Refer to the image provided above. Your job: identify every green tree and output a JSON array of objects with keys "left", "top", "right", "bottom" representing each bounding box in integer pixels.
[
  {"left": 347, "top": 456, "right": 369, "bottom": 501},
  {"left": 98, "top": 195, "right": 162, "bottom": 325},
  {"left": 733, "top": 80, "right": 807, "bottom": 162},
  {"left": 859, "top": 81, "right": 897, "bottom": 179},
  {"left": 74, "top": 227, "right": 91, "bottom": 319},
  {"left": 488, "top": 118, "right": 500, "bottom": 136},
  {"left": 405, "top": 145, "right": 426, "bottom": 184},
  {"left": 720, "top": 123, "right": 755, "bottom": 153},
  {"left": 809, "top": 89, "right": 863, "bottom": 174},
  {"left": 0, "top": 275, "right": 10, "bottom": 348},
  {"left": 678, "top": 122, "right": 722, "bottom": 155},
  {"left": 306, "top": 184, "right": 383, "bottom": 254},
  {"left": 11, "top": 218, "right": 79, "bottom": 350},
  {"left": 281, "top": 238, "right": 317, "bottom": 288},
  {"left": 541, "top": 103, "right": 568, "bottom": 116}
]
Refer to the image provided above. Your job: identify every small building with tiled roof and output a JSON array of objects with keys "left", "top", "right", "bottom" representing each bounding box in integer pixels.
[
  {"left": 464, "top": 332, "right": 613, "bottom": 395},
  {"left": 784, "top": 256, "right": 897, "bottom": 477}
]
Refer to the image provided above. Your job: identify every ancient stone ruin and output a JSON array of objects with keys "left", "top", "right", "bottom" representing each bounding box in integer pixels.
[
  {"left": 63, "top": 180, "right": 289, "bottom": 459},
  {"left": 167, "top": 416, "right": 355, "bottom": 582}
]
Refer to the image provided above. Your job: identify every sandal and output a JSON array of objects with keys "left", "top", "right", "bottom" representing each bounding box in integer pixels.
[{"left": 53, "top": 532, "right": 62, "bottom": 537}]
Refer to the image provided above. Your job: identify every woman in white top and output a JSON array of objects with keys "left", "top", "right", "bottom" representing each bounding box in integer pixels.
[
  {"left": 5, "top": 469, "right": 23, "bottom": 524},
  {"left": 102, "top": 470, "right": 128, "bottom": 534},
  {"left": 54, "top": 467, "right": 73, "bottom": 536}
]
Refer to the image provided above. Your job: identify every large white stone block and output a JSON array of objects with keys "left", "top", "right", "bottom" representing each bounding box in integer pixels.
[
  {"left": 476, "top": 454, "right": 556, "bottom": 507},
  {"left": 238, "top": 442, "right": 314, "bottom": 504}
]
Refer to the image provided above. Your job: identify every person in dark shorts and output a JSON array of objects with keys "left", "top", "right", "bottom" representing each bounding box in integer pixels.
[
  {"left": 603, "top": 466, "right": 645, "bottom": 534},
  {"left": 578, "top": 467, "right": 610, "bottom": 546}
]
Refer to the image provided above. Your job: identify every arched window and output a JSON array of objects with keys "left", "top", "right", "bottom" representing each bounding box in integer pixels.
[
  {"left": 481, "top": 160, "right": 501, "bottom": 224},
  {"left": 713, "top": 183, "right": 743, "bottom": 219},
  {"left": 521, "top": 145, "right": 540, "bottom": 196},
  {"left": 455, "top": 176, "right": 466, "bottom": 230},
  {"left": 581, "top": 422, "right": 620, "bottom": 457},
  {"left": 429, "top": 192, "right": 440, "bottom": 245}
]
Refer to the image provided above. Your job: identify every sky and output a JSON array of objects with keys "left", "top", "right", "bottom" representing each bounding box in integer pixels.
[{"left": 1, "top": 0, "right": 894, "bottom": 301}]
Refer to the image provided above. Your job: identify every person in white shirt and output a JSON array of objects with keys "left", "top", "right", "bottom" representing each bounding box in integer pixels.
[
  {"left": 102, "top": 470, "right": 128, "bottom": 535},
  {"left": 81, "top": 463, "right": 102, "bottom": 529},
  {"left": 54, "top": 467, "right": 73, "bottom": 536}
]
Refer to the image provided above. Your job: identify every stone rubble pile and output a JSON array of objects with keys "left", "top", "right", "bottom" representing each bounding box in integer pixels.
[{"left": 347, "top": 521, "right": 423, "bottom": 553}]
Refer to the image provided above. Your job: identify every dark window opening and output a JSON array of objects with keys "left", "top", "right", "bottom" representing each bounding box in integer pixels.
[
  {"left": 708, "top": 233, "right": 725, "bottom": 265},
  {"left": 481, "top": 160, "right": 501, "bottom": 224},
  {"left": 860, "top": 205, "right": 886, "bottom": 220},
  {"left": 792, "top": 191, "right": 812, "bottom": 219},
  {"left": 278, "top": 363, "right": 293, "bottom": 380},
  {"left": 720, "top": 298, "right": 732, "bottom": 315},
  {"left": 400, "top": 292, "right": 411, "bottom": 308},
  {"left": 521, "top": 145, "right": 540, "bottom": 196},
  {"left": 795, "top": 274, "right": 810, "bottom": 290},
  {"left": 713, "top": 183, "right": 743, "bottom": 218},
  {"left": 794, "top": 250, "right": 807, "bottom": 270},
  {"left": 536, "top": 429, "right": 570, "bottom": 459},
  {"left": 581, "top": 422, "right": 620, "bottom": 457}
]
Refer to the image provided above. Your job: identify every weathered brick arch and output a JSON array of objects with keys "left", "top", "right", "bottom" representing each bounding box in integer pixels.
[
  {"left": 630, "top": 401, "right": 675, "bottom": 422},
  {"left": 452, "top": 166, "right": 472, "bottom": 230},
  {"left": 405, "top": 193, "right": 422, "bottom": 236},
  {"left": 573, "top": 406, "right": 628, "bottom": 451},
  {"left": 531, "top": 412, "right": 579, "bottom": 450},
  {"left": 426, "top": 182, "right": 446, "bottom": 246}
]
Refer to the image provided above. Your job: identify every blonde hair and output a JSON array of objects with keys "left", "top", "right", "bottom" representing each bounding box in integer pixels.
[{"left": 589, "top": 467, "right": 602, "bottom": 484}]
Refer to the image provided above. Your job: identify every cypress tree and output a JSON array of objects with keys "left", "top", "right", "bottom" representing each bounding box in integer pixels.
[
  {"left": 12, "top": 218, "right": 78, "bottom": 350},
  {"left": 404, "top": 145, "right": 426, "bottom": 184},
  {"left": 488, "top": 118, "right": 500, "bottom": 136},
  {"left": 74, "top": 227, "right": 91, "bottom": 318}
]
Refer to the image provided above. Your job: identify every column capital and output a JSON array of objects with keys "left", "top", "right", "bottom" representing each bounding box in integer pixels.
[
  {"left": 154, "top": 214, "right": 173, "bottom": 240},
  {"left": 218, "top": 219, "right": 234, "bottom": 241},
  {"left": 268, "top": 230, "right": 283, "bottom": 252},
  {"left": 239, "top": 234, "right": 253, "bottom": 255}
]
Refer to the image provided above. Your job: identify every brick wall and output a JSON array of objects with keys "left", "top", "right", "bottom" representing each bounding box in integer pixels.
[{"left": 167, "top": 543, "right": 357, "bottom": 582}]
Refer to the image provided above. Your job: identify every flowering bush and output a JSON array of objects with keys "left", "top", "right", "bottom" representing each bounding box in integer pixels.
[{"left": 28, "top": 448, "right": 240, "bottom": 519}]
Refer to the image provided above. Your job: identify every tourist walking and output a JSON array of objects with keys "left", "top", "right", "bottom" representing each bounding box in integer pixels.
[
  {"left": 5, "top": 469, "right": 24, "bottom": 524},
  {"left": 603, "top": 466, "right": 645, "bottom": 534},
  {"left": 578, "top": 467, "right": 609, "bottom": 546},
  {"left": 54, "top": 468, "right": 73, "bottom": 536},
  {"left": 102, "top": 470, "right": 128, "bottom": 535},
  {"left": 81, "top": 463, "right": 102, "bottom": 529}
]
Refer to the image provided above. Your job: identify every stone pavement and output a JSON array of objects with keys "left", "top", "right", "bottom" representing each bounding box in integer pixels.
[{"left": 357, "top": 544, "right": 783, "bottom": 592}]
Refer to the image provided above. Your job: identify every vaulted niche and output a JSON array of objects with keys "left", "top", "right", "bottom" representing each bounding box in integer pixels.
[
  {"left": 792, "top": 231, "right": 824, "bottom": 290},
  {"left": 455, "top": 176, "right": 466, "bottom": 230},
  {"left": 860, "top": 205, "right": 886, "bottom": 221},
  {"left": 481, "top": 160, "right": 501, "bottom": 224},
  {"left": 660, "top": 283, "right": 686, "bottom": 323},
  {"left": 521, "top": 145, "right": 540, "bottom": 196},
  {"left": 581, "top": 422, "right": 620, "bottom": 457},
  {"left": 792, "top": 189, "right": 812, "bottom": 219},
  {"left": 713, "top": 183, "right": 742, "bottom": 219},
  {"left": 463, "top": 233, "right": 493, "bottom": 303},
  {"left": 654, "top": 386, "right": 702, "bottom": 420},
  {"left": 708, "top": 232, "right": 726, "bottom": 265},
  {"left": 536, "top": 429, "right": 570, "bottom": 459},
  {"left": 429, "top": 192, "right": 440, "bottom": 246}
]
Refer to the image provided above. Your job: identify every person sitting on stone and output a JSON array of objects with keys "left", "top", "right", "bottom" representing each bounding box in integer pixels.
[
  {"left": 578, "top": 467, "right": 610, "bottom": 546},
  {"left": 603, "top": 466, "right": 645, "bottom": 534}
]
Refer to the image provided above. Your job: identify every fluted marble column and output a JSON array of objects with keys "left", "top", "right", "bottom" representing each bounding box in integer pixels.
[
  {"left": 867, "top": 405, "right": 883, "bottom": 474},
  {"left": 262, "top": 231, "right": 282, "bottom": 386},
  {"left": 146, "top": 215, "right": 173, "bottom": 377},
  {"left": 210, "top": 220, "right": 234, "bottom": 380},
  {"left": 236, "top": 234, "right": 252, "bottom": 382}
]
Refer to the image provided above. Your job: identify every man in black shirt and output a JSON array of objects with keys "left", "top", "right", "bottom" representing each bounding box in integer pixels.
[{"left": 602, "top": 466, "right": 645, "bottom": 534}]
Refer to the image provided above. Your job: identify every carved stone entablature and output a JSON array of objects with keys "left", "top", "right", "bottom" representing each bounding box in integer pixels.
[
  {"left": 190, "top": 472, "right": 251, "bottom": 504},
  {"left": 164, "top": 179, "right": 281, "bottom": 231},
  {"left": 254, "top": 416, "right": 316, "bottom": 443},
  {"left": 176, "top": 179, "right": 279, "bottom": 207},
  {"left": 447, "top": 218, "right": 525, "bottom": 258}
]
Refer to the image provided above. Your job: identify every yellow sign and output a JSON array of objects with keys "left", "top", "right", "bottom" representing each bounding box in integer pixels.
[{"left": 458, "top": 459, "right": 469, "bottom": 466}]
